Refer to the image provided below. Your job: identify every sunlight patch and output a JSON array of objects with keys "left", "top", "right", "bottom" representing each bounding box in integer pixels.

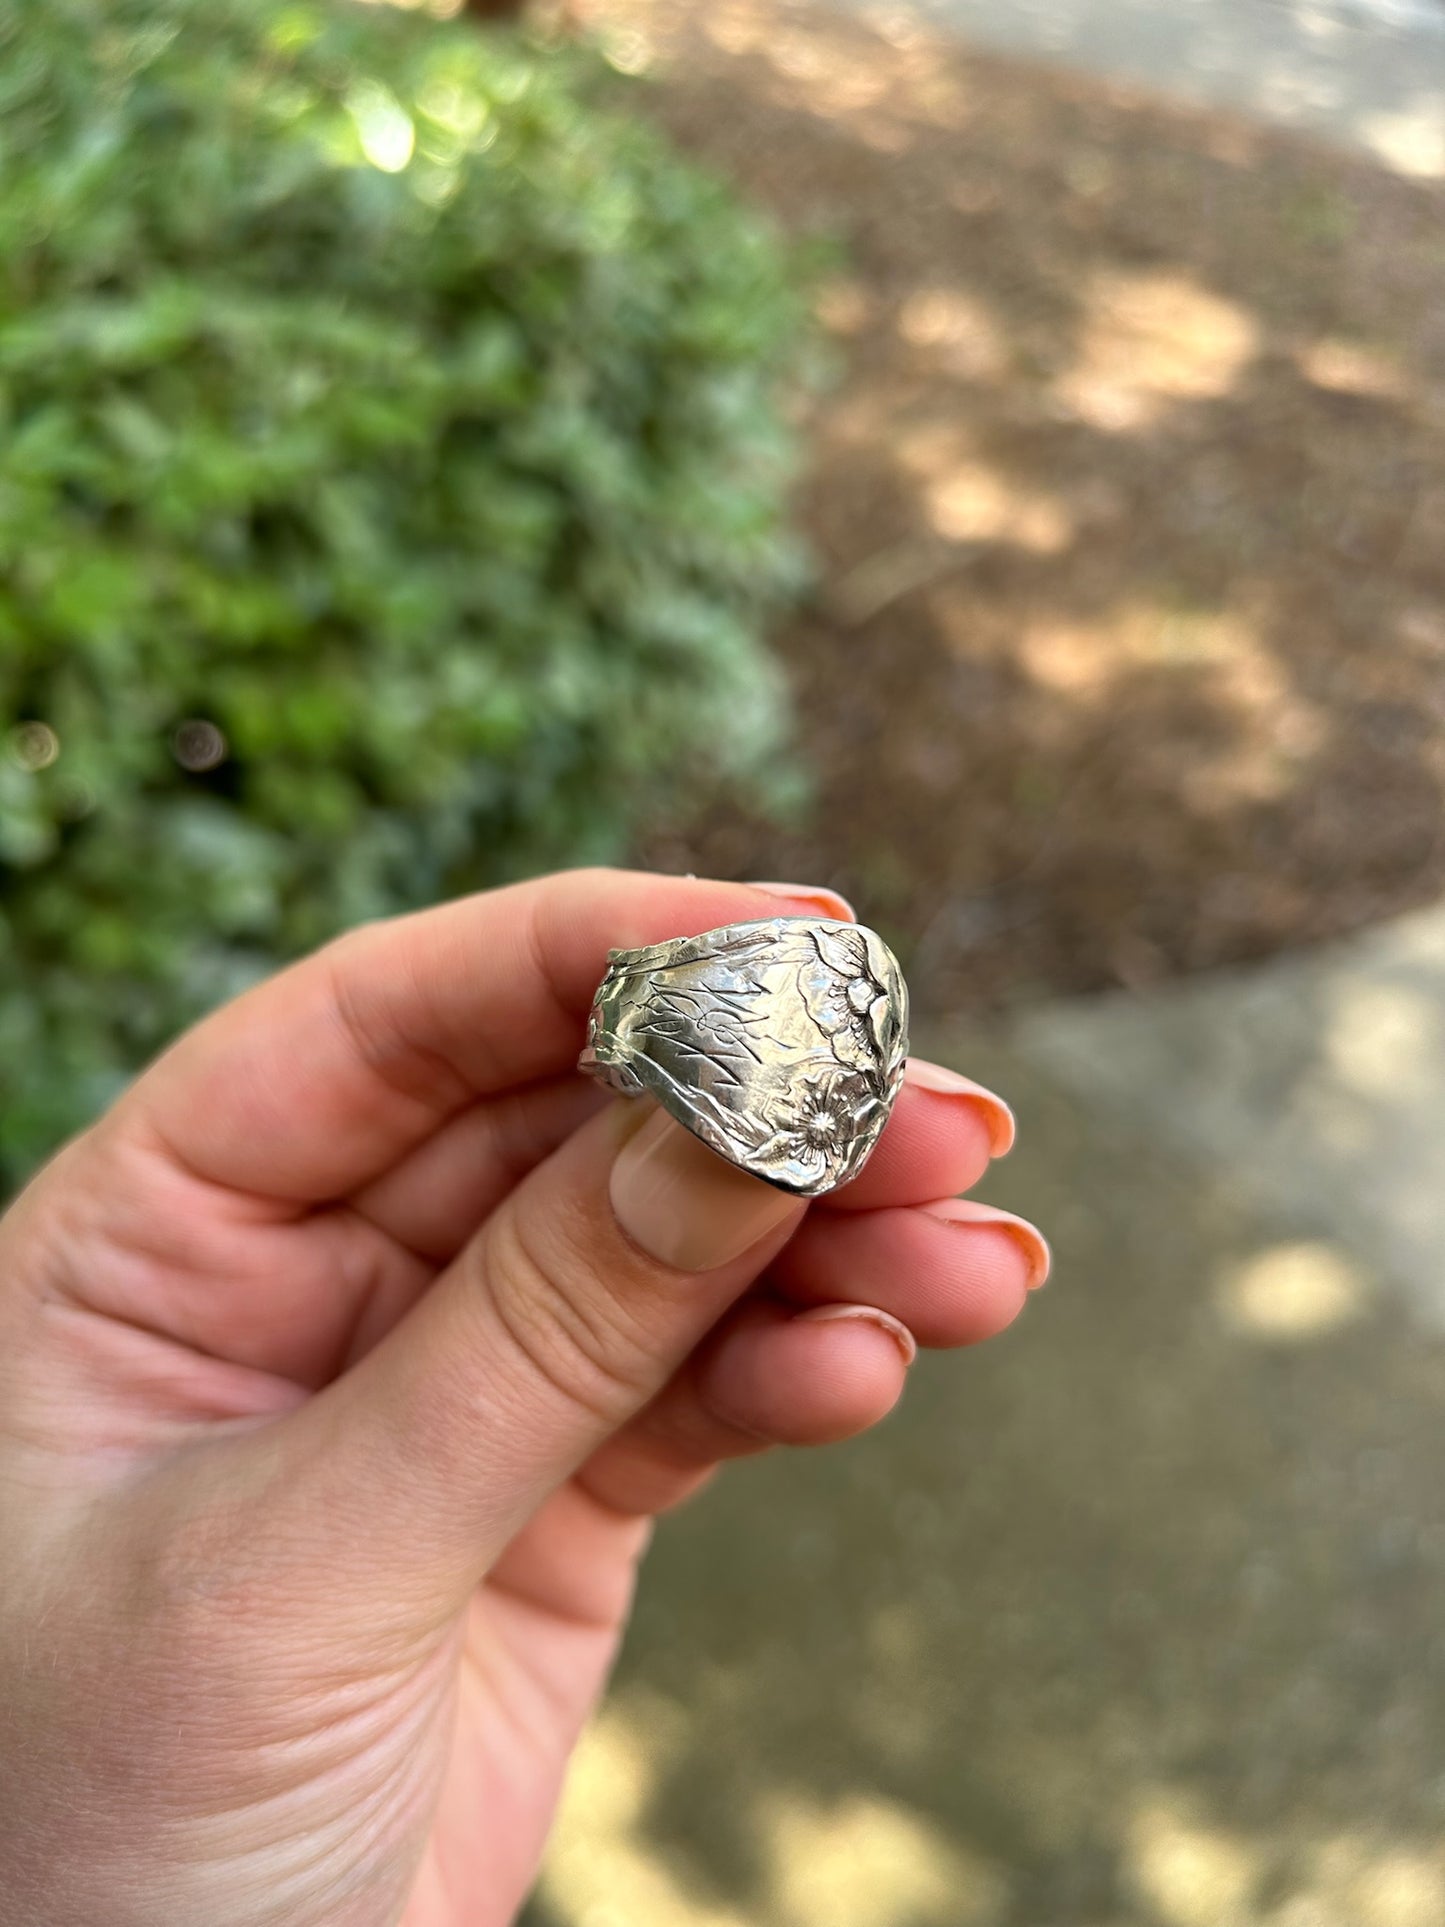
[
  {"left": 768, "top": 1793, "right": 1009, "bottom": 1927},
  {"left": 1216, "top": 1241, "right": 1368, "bottom": 1341},
  {"left": 1058, "top": 270, "right": 1258, "bottom": 430}
]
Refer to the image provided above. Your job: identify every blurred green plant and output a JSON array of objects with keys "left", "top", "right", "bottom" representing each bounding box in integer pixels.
[{"left": 0, "top": 0, "right": 810, "bottom": 1190}]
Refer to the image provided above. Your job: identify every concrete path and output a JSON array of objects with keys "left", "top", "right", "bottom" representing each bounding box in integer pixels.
[
  {"left": 845, "top": 0, "right": 1445, "bottom": 174},
  {"left": 1011, "top": 902, "right": 1445, "bottom": 1332},
  {"left": 530, "top": 905, "right": 1445, "bottom": 1927}
]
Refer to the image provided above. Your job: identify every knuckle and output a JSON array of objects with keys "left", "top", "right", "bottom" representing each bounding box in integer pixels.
[
  {"left": 322, "top": 931, "right": 473, "bottom": 1116},
  {"left": 478, "top": 1202, "right": 660, "bottom": 1427},
  {"left": 558, "top": 862, "right": 625, "bottom": 891}
]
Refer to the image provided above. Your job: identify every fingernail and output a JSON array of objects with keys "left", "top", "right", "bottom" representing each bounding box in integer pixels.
[
  {"left": 611, "top": 1105, "right": 804, "bottom": 1272},
  {"left": 923, "top": 1198, "right": 1051, "bottom": 1288},
  {"left": 747, "top": 881, "right": 857, "bottom": 923},
  {"left": 792, "top": 1302, "right": 918, "bottom": 1366},
  {"left": 906, "top": 1059, "right": 1016, "bottom": 1157}
]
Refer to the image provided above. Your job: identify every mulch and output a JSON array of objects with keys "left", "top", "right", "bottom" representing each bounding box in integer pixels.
[{"left": 591, "top": 0, "right": 1445, "bottom": 1010}]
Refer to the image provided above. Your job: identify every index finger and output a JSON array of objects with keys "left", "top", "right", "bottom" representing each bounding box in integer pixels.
[{"left": 119, "top": 869, "right": 854, "bottom": 1203}]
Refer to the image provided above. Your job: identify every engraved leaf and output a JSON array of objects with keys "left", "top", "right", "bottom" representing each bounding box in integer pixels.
[{"left": 812, "top": 925, "right": 869, "bottom": 980}]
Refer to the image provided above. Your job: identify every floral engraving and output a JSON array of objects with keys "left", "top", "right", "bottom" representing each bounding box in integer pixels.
[
  {"left": 580, "top": 917, "right": 909, "bottom": 1195},
  {"left": 750, "top": 1065, "right": 879, "bottom": 1191}
]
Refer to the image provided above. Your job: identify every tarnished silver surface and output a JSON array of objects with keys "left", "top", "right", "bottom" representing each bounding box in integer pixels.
[{"left": 579, "top": 916, "right": 910, "bottom": 1196}]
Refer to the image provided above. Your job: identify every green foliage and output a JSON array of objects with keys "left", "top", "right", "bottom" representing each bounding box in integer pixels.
[{"left": 0, "top": 0, "right": 810, "bottom": 1190}]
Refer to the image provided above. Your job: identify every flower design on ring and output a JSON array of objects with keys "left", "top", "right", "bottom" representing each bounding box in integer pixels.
[
  {"left": 753, "top": 1066, "right": 872, "bottom": 1186},
  {"left": 797, "top": 1070, "right": 849, "bottom": 1149},
  {"left": 797, "top": 925, "right": 893, "bottom": 1076}
]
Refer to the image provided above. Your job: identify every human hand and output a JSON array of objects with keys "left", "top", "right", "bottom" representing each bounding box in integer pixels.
[{"left": 0, "top": 870, "right": 1048, "bottom": 1927}]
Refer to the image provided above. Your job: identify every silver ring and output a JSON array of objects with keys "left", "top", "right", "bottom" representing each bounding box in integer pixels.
[{"left": 579, "top": 916, "right": 909, "bottom": 1196}]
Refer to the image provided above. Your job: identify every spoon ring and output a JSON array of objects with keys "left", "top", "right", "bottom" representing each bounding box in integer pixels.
[{"left": 579, "top": 916, "right": 910, "bottom": 1197}]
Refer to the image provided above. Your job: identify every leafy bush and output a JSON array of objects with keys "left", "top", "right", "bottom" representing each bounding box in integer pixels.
[{"left": 0, "top": 0, "right": 810, "bottom": 1190}]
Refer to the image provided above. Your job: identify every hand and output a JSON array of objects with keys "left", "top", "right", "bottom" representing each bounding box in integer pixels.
[{"left": 0, "top": 870, "right": 1047, "bottom": 1927}]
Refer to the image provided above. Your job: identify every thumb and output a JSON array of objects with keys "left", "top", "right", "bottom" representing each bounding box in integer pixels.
[{"left": 275, "top": 1097, "right": 803, "bottom": 1607}]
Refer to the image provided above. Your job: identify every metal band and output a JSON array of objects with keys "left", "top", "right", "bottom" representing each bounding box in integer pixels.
[{"left": 579, "top": 916, "right": 909, "bottom": 1196}]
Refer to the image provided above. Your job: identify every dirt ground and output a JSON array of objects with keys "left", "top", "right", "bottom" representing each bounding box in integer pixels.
[{"left": 590, "top": 0, "right": 1445, "bottom": 1012}]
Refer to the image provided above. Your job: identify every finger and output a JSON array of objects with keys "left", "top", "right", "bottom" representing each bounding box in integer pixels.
[
  {"left": 576, "top": 1294, "right": 915, "bottom": 1516},
  {"left": 344, "top": 1054, "right": 1013, "bottom": 1271},
  {"left": 312, "top": 1064, "right": 1024, "bottom": 1379},
  {"left": 483, "top": 1477, "right": 655, "bottom": 1636},
  {"left": 771, "top": 1197, "right": 1049, "bottom": 1347},
  {"left": 81, "top": 1073, "right": 666, "bottom": 1382},
  {"left": 819, "top": 1061, "right": 1014, "bottom": 1214},
  {"left": 108, "top": 1078, "right": 614, "bottom": 1384},
  {"left": 347, "top": 1072, "right": 608, "bottom": 1263},
  {"left": 8, "top": 1111, "right": 439, "bottom": 1394},
  {"left": 265, "top": 1102, "right": 811, "bottom": 1606},
  {"left": 339, "top": 1069, "right": 1026, "bottom": 1366},
  {"left": 121, "top": 870, "right": 854, "bottom": 1203}
]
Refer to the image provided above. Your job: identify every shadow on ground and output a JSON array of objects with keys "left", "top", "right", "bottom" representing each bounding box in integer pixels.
[
  {"left": 608, "top": 0, "right": 1445, "bottom": 1013},
  {"left": 527, "top": 1028, "right": 1445, "bottom": 1926}
]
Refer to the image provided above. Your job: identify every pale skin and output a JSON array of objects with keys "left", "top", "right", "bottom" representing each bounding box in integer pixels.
[{"left": 0, "top": 869, "right": 1049, "bottom": 1927}]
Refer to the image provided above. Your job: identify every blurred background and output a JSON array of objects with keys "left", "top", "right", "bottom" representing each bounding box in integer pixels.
[{"left": 4, "top": 0, "right": 1445, "bottom": 1919}]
